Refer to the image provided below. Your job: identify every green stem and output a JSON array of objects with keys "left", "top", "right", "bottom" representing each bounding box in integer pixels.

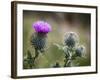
[
  {"left": 64, "top": 59, "right": 67, "bottom": 67},
  {"left": 64, "top": 59, "right": 72, "bottom": 67},
  {"left": 66, "top": 59, "right": 72, "bottom": 67},
  {"left": 33, "top": 49, "right": 39, "bottom": 64}
]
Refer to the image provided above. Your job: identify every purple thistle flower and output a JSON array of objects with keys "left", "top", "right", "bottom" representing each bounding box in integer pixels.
[{"left": 32, "top": 21, "right": 51, "bottom": 33}]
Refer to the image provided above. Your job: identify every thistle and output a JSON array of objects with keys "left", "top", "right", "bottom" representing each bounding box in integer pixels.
[
  {"left": 63, "top": 32, "right": 85, "bottom": 67},
  {"left": 54, "top": 32, "right": 86, "bottom": 67},
  {"left": 31, "top": 21, "right": 51, "bottom": 63}
]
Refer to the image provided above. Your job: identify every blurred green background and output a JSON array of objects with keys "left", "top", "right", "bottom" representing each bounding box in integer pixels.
[{"left": 23, "top": 10, "right": 91, "bottom": 69}]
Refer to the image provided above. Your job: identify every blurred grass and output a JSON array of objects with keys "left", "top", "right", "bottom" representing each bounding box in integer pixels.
[{"left": 23, "top": 11, "right": 91, "bottom": 69}]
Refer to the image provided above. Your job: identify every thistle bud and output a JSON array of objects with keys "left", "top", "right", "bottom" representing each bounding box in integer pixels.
[
  {"left": 75, "top": 45, "right": 85, "bottom": 57},
  {"left": 64, "top": 32, "right": 79, "bottom": 48}
]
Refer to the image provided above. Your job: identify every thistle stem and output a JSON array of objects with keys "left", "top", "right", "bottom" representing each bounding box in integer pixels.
[
  {"left": 64, "top": 53, "right": 72, "bottom": 67},
  {"left": 33, "top": 49, "right": 39, "bottom": 65},
  {"left": 64, "top": 59, "right": 72, "bottom": 67},
  {"left": 64, "top": 59, "right": 67, "bottom": 67},
  {"left": 66, "top": 59, "right": 72, "bottom": 67}
]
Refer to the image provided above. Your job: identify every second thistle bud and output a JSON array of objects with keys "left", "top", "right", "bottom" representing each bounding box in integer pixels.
[
  {"left": 75, "top": 45, "right": 85, "bottom": 57},
  {"left": 64, "top": 32, "right": 79, "bottom": 48}
]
